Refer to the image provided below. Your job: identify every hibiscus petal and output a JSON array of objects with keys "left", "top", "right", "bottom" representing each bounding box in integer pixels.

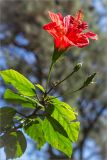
[
  {"left": 63, "top": 15, "right": 71, "bottom": 30},
  {"left": 79, "top": 21, "right": 88, "bottom": 30},
  {"left": 57, "top": 12, "right": 63, "bottom": 21},
  {"left": 72, "top": 10, "right": 84, "bottom": 31},
  {"left": 48, "top": 11, "right": 63, "bottom": 25},
  {"left": 62, "top": 36, "right": 75, "bottom": 48},
  {"left": 43, "top": 22, "right": 59, "bottom": 39},
  {"left": 43, "top": 11, "right": 98, "bottom": 51},
  {"left": 85, "top": 31, "right": 98, "bottom": 40},
  {"left": 76, "top": 35, "right": 89, "bottom": 48},
  {"left": 54, "top": 36, "right": 75, "bottom": 49},
  {"left": 75, "top": 10, "right": 84, "bottom": 22},
  {"left": 63, "top": 15, "right": 74, "bottom": 33},
  {"left": 54, "top": 37, "right": 60, "bottom": 48},
  {"left": 43, "top": 22, "right": 56, "bottom": 30}
]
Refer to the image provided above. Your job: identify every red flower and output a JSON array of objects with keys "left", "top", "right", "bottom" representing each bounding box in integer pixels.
[{"left": 43, "top": 10, "right": 98, "bottom": 51}]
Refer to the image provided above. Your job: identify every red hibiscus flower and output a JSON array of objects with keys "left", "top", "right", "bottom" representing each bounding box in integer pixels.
[{"left": 43, "top": 10, "right": 98, "bottom": 51}]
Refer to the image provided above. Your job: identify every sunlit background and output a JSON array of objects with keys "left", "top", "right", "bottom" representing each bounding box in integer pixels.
[{"left": 0, "top": 0, "right": 107, "bottom": 160}]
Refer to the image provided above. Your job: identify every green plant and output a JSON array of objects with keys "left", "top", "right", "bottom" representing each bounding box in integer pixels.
[{"left": 0, "top": 10, "right": 97, "bottom": 159}]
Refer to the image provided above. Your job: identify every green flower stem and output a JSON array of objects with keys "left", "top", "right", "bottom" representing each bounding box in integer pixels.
[
  {"left": 47, "top": 63, "right": 82, "bottom": 94},
  {"left": 46, "top": 61, "right": 54, "bottom": 91},
  {"left": 47, "top": 70, "right": 75, "bottom": 94},
  {"left": 45, "top": 48, "right": 70, "bottom": 94}
]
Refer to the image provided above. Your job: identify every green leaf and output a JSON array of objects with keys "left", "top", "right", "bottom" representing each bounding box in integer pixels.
[
  {"left": 49, "top": 97, "right": 77, "bottom": 121},
  {"left": 4, "top": 89, "right": 29, "bottom": 103},
  {"left": 2, "top": 131, "right": 27, "bottom": 159},
  {"left": 4, "top": 89, "right": 35, "bottom": 108},
  {"left": 47, "top": 116, "right": 68, "bottom": 138},
  {"left": 21, "top": 102, "right": 35, "bottom": 108},
  {"left": 42, "top": 118, "right": 72, "bottom": 157},
  {"left": 16, "top": 131, "right": 27, "bottom": 156},
  {"left": 25, "top": 118, "right": 45, "bottom": 149},
  {"left": 0, "top": 107, "right": 16, "bottom": 133},
  {"left": 20, "top": 95, "right": 44, "bottom": 108},
  {"left": 49, "top": 97, "right": 80, "bottom": 142},
  {"left": 45, "top": 103, "right": 55, "bottom": 116},
  {"left": 0, "top": 69, "right": 36, "bottom": 96},
  {"left": 35, "top": 84, "right": 45, "bottom": 93}
]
